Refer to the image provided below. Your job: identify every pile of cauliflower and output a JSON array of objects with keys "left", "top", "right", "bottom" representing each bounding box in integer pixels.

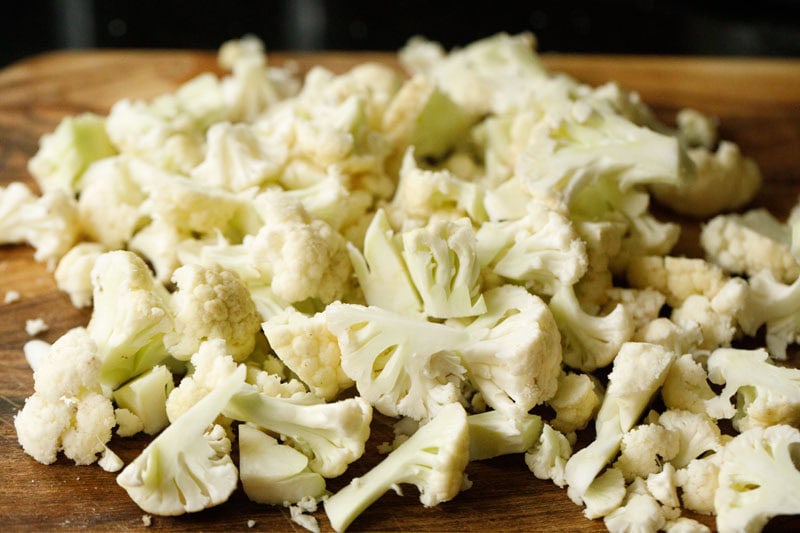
[{"left": 3, "top": 33, "right": 800, "bottom": 532}]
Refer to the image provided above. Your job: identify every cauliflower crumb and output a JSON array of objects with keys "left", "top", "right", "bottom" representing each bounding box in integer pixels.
[
  {"left": 4, "top": 290, "right": 20, "bottom": 303},
  {"left": 289, "top": 496, "right": 320, "bottom": 533},
  {"left": 141, "top": 514, "right": 152, "bottom": 527},
  {"left": 247, "top": 519, "right": 256, "bottom": 528},
  {"left": 25, "top": 318, "right": 49, "bottom": 337}
]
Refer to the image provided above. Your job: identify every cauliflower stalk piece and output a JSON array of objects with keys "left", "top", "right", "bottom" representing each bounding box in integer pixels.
[
  {"left": 324, "top": 402, "right": 470, "bottom": 533},
  {"left": 15, "top": 327, "right": 115, "bottom": 465},
  {"left": 238, "top": 424, "right": 326, "bottom": 505},
  {"left": 468, "top": 410, "right": 543, "bottom": 461},
  {"left": 112, "top": 365, "right": 174, "bottom": 435},
  {"left": 705, "top": 347, "right": 800, "bottom": 431},
  {"left": 87, "top": 251, "right": 174, "bottom": 390},
  {"left": 715, "top": 424, "right": 800, "bottom": 533},
  {"left": 116, "top": 365, "right": 246, "bottom": 516},
  {"left": 164, "top": 263, "right": 261, "bottom": 362}
]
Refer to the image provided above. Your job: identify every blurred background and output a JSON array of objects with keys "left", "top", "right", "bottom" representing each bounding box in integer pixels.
[{"left": 3, "top": 0, "right": 800, "bottom": 67}]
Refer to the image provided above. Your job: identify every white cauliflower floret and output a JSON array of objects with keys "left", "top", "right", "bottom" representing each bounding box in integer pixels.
[
  {"left": 714, "top": 424, "right": 800, "bottom": 533},
  {"left": 705, "top": 347, "right": 800, "bottom": 431},
  {"left": 573, "top": 219, "right": 625, "bottom": 312},
  {"left": 565, "top": 342, "right": 675, "bottom": 502},
  {"left": 27, "top": 112, "right": 116, "bottom": 194},
  {"left": 54, "top": 242, "right": 106, "bottom": 308},
  {"left": 248, "top": 192, "right": 352, "bottom": 304},
  {"left": 626, "top": 255, "right": 728, "bottom": 309},
  {"left": 647, "top": 463, "right": 680, "bottom": 509},
  {"left": 546, "top": 371, "right": 601, "bottom": 434},
  {"left": 164, "top": 264, "right": 261, "bottom": 362},
  {"left": 603, "top": 287, "right": 666, "bottom": 335},
  {"left": 15, "top": 327, "right": 115, "bottom": 465},
  {"left": 387, "top": 148, "right": 487, "bottom": 228},
  {"left": 262, "top": 308, "right": 353, "bottom": 401},
  {"left": 603, "top": 485, "right": 668, "bottom": 533},
  {"left": 166, "top": 339, "right": 240, "bottom": 422},
  {"left": 524, "top": 423, "right": 572, "bottom": 488},
  {"left": 676, "top": 454, "right": 721, "bottom": 515},
  {"left": 701, "top": 208, "right": 799, "bottom": 283},
  {"left": 658, "top": 410, "right": 723, "bottom": 469},
  {"left": 548, "top": 283, "right": 634, "bottom": 372},
  {"left": 323, "top": 402, "right": 469, "bottom": 532},
  {"left": 0, "top": 182, "right": 80, "bottom": 269},
  {"left": 661, "top": 354, "right": 716, "bottom": 415},
  {"left": 128, "top": 219, "right": 191, "bottom": 283},
  {"left": 651, "top": 141, "right": 761, "bottom": 218},
  {"left": 325, "top": 301, "right": 469, "bottom": 421},
  {"left": 634, "top": 318, "right": 703, "bottom": 357},
  {"left": 77, "top": 156, "right": 148, "bottom": 248},
  {"left": 476, "top": 200, "right": 588, "bottom": 297},
  {"left": 613, "top": 423, "right": 679, "bottom": 481},
  {"left": 451, "top": 285, "right": 563, "bottom": 420},
  {"left": 664, "top": 517, "right": 712, "bottom": 533},
  {"left": 190, "top": 121, "right": 284, "bottom": 192},
  {"left": 738, "top": 269, "right": 800, "bottom": 360},
  {"left": 670, "top": 277, "right": 748, "bottom": 353}
]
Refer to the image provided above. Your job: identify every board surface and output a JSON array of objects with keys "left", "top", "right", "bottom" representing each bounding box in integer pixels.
[{"left": 1, "top": 49, "right": 799, "bottom": 531}]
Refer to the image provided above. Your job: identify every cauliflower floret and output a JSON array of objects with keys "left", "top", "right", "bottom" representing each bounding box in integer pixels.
[
  {"left": 190, "top": 121, "right": 284, "bottom": 192},
  {"left": 248, "top": 192, "right": 352, "bottom": 304},
  {"left": 603, "top": 287, "right": 666, "bottom": 335},
  {"left": 524, "top": 423, "right": 572, "bottom": 488},
  {"left": 476, "top": 200, "right": 588, "bottom": 297},
  {"left": 54, "top": 242, "right": 107, "bottom": 308},
  {"left": 705, "top": 347, "right": 800, "bottom": 431},
  {"left": 573, "top": 219, "right": 626, "bottom": 312},
  {"left": 613, "top": 423, "right": 679, "bottom": 481},
  {"left": 626, "top": 255, "right": 728, "bottom": 309},
  {"left": 603, "top": 485, "right": 668, "bottom": 533},
  {"left": 165, "top": 339, "right": 241, "bottom": 422},
  {"left": 670, "top": 277, "right": 748, "bottom": 353},
  {"left": 738, "top": 269, "right": 800, "bottom": 360},
  {"left": 77, "top": 156, "right": 148, "bottom": 248},
  {"left": 15, "top": 327, "right": 116, "bottom": 465},
  {"left": 27, "top": 112, "right": 116, "bottom": 194},
  {"left": 657, "top": 410, "right": 723, "bottom": 469},
  {"left": 547, "top": 371, "right": 601, "bottom": 434},
  {"left": 262, "top": 308, "right": 353, "bottom": 401},
  {"left": 714, "top": 424, "right": 800, "bottom": 533},
  {"left": 661, "top": 353, "right": 716, "bottom": 415},
  {"left": 0, "top": 182, "right": 80, "bottom": 269},
  {"left": 676, "top": 454, "right": 721, "bottom": 515},
  {"left": 701, "top": 208, "right": 799, "bottom": 283},
  {"left": 647, "top": 463, "right": 680, "bottom": 509},
  {"left": 634, "top": 318, "right": 703, "bottom": 357},
  {"left": 128, "top": 219, "right": 192, "bottom": 284},
  {"left": 164, "top": 264, "right": 261, "bottom": 362},
  {"left": 651, "top": 141, "right": 761, "bottom": 218},
  {"left": 664, "top": 517, "right": 712, "bottom": 533}
]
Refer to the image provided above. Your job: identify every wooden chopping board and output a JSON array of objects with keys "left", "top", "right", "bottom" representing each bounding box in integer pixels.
[{"left": 1, "top": 50, "right": 799, "bottom": 532}]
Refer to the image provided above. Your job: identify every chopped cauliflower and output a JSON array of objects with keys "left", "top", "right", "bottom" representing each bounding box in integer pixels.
[
  {"left": 524, "top": 423, "right": 572, "bottom": 488},
  {"left": 661, "top": 354, "right": 716, "bottom": 415},
  {"left": 701, "top": 208, "right": 799, "bottom": 283},
  {"left": 626, "top": 255, "right": 728, "bottom": 309},
  {"left": 546, "top": 371, "right": 601, "bottom": 434},
  {"left": 164, "top": 263, "right": 261, "bottom": 362},
  {"left": 613, "top": 423, "right": 679, "bottom": 481},
  {"left": 54, "top": 242, "right": 107, "bottom": 308},
  {"left": 651, "top": 141, "right": 762, "bottom": 218},
  {"left": 676, "top": 454, "right": 721, "bottom": 515},
  {"left": 25, "top": 318, "right": 49, "bottom": 337},
  {"left": 15, "top": 327, "right": 115, "bottom": 465}
]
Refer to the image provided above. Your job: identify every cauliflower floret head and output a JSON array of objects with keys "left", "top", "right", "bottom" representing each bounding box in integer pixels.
[
  {"left": 164, "top": 263, "right": 261, "bottom": 362},
  {"left": 613, "top": 423, "right": 680, "bottom": 481}
]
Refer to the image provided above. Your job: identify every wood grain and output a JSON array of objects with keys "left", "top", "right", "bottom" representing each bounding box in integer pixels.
[{"left": 1, "top": 50, "right": 799, "bottom": 532}]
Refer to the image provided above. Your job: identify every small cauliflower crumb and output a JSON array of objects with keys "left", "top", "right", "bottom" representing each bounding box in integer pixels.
[
  {"left": 289, "top": 497, "right": 320, "bottom": 533},
  {"left": 4, "top": 290, "right": 20, "bottom": 303},
  {"left": 141, "top": 514, "right": 152, "bottom": 527},
  {"left": 247, "top": 519, "right": 256, "bottom": 528},
  {"left": 25, "top": 318, "right": 49, "bottom": 337}
]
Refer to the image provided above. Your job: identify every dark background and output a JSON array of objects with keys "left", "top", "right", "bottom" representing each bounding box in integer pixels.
[{"left": 2, "top": 0, "right": 800, "bottom": 67}]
